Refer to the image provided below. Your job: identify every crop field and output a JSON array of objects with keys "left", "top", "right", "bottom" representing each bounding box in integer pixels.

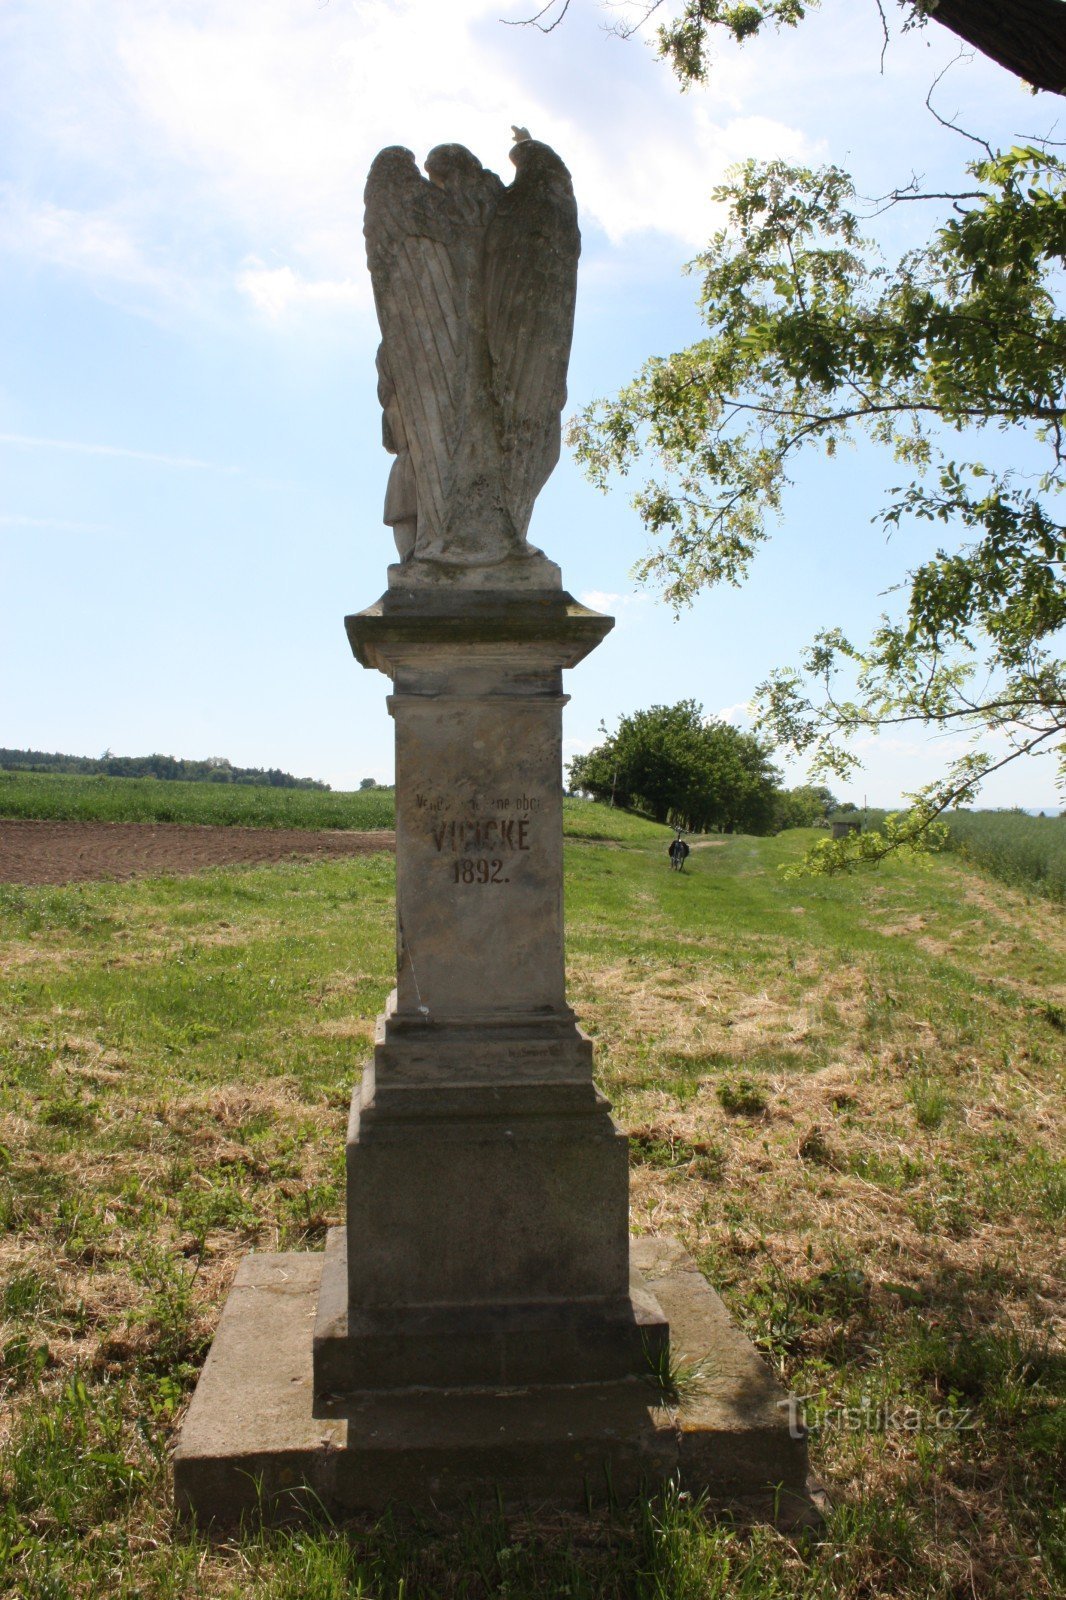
[
  {"left": 944, "top": 811, "right": 1066, "bottom": 903},
  {"left": 829, "top": 807, "right": 1065, "bottom": 903},
  {"left": 7, "top": 773, "right": 1063, "bottom": 903},
  {"left": 0, "top": 772, "right": 671, "bottom": 849},
  {"left": 0, "top": 772, "right": 396, "bottom": 831},
  {"left": 0, "top": 821, "right": 1063, "bottom": 1598}
]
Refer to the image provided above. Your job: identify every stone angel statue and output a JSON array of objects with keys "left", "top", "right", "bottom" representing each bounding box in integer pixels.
[{"left": 364, "top": 135, "right": 580, "bottom": 571}]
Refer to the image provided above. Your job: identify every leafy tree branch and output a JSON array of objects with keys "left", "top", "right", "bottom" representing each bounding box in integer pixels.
[
  {"left": 616, "top": 1, "right": 1066, "bottom": 99},
  {"left": 569, "top": 146, "right": 1066, "bottom": 842}
]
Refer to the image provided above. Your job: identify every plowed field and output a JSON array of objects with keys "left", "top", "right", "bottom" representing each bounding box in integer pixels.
[{"left": 0, "top": 819, "right": 395, "bottom": 885}]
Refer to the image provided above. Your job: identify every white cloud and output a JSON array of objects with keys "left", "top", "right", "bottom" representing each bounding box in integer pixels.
[
  {"left": 3, "top": 0, "right": 1039, "bottom": 334},
  {"left": 236, "top": 261, "right": 369, "bottom": 319},
  {"left": 0, "top": 185, "right": 173, "bottom": 293},
  {"left": 1, "top": 0, "right": 815, "bottom": 319},
  {"left": 714, "top": 701, "right": 753, "bottom": 727},
  {"left": 579, "top": 588, "right": 647, "bottom": 611},
  {"left": 0, "top": 432, "right": 229, "bottom": 471},
  {"left": 562, "top": 107, "right": 813, "bottom": 248}
]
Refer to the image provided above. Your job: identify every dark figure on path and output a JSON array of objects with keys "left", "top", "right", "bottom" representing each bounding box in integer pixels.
[{"left": 668, "top": 832, "right": 690, "bottom": 872}]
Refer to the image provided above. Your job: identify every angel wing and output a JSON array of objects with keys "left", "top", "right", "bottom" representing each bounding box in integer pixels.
[
  {"left": 364, "top": 147, "right": 477, "bottom": 557},
  {"left": 483, "top": 140, "right": 580, "bottom": 542}
]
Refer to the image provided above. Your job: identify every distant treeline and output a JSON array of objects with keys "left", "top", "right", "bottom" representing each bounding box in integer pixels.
[{"left": 0, "top": 749, "right": 329, "bottom": 790}]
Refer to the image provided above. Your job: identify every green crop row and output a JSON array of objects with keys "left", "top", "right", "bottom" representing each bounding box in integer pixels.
[
  {"left": 943, "top": 809, "right": 1066, "bottom": 903},
  {"left": 0, "top": 770, "right": 396, "bottom": 831},
  {"left": 0, "top": 770, "right": 675, "bottom": 845}
]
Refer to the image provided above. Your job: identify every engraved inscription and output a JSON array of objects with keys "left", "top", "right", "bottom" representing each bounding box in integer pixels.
[
  {"left": 452, "top": 858, "right": 507, "bottom": 884},
  {"left": 422, "top": 797, "right": 539, "bottom": 886},
  {"left": 431, "top": 818, "right": 531, "bottom": 854}
]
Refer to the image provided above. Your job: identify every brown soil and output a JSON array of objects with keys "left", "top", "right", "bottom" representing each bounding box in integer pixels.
[{"left": 0, "top": 819, "right": 396, "bottom": 885}]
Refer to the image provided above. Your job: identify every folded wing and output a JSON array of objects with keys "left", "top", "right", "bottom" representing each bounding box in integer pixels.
[
  {"left": 364, "top": 147, "right": 464, "bottom": 550},
  {"left": 484, "top": 141, "right": 581, "bottom": 542}
]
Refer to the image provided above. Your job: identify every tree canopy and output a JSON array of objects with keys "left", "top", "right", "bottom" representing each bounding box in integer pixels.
[
  {"left": 555, "top": 0, "right": 1066, "bottom": 854},
  {"left": 772, "top": 782, "right": 839, "bottom": 830},
  {"left": 568, "top": 700, "right": 782, "bottom": 832},
  {"left": 645, "top": 2, "right": 1066, "bottom": 100},
  {"left": 518, "top": 2, "right": 1066, "bottom": 96}
]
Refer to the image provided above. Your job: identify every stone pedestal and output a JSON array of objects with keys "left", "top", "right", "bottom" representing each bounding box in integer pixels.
[
  {"left": 314, "top": 587, "right": 667, "bottom": 1401},
  {"left": 173, "top": 1237, "right": 810, "bottom": 1524},
  {"left": 173, "top": 572, "right": 809, "bottom": 1525}
]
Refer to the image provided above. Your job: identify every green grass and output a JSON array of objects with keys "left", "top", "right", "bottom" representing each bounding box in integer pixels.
[
  {"left": 831, "top": 806, "right": 1066, "bottom": 902},
  {"left": 943, "top": 809, "right": 1066, "bottom": 902},
  {"left": 0, "top": 770, "right": 396, "bottom": 829},
  {"left": 0, "top": 772, "right": 674, "bottom": 847},
  {"left": 562, "top": 797, "right": 673, "bottom": 843},
  {"left": 0, "top": 827, "right": 1062, "bottom": 1597}
]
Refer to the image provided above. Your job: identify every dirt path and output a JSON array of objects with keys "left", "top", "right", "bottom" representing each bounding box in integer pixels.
[{"left": 0, "top": 820, "right": 396, "bottom": 886}]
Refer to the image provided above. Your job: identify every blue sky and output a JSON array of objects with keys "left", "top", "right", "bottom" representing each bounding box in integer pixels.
[{"left": 1, "top": 0, "right": 1061, "bottom": 807}]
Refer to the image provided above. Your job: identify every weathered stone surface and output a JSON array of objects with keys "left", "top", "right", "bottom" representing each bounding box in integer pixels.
[
  {"left": 365, "top": 137, "right": 579, "bottom": 578},
  {"left": 632, "top": 1236, "right": 809, "bottom": 1497},
  {"left": 389, "top": 689, "right": 567, "bottom": 1018},
  {"left": 343, "top": 1104, "right": 631, "bottom": 1307},
  {"left": 315, "top": 1229, "right": 668, "bottom": 1398},
  {"left": 344, "top": 591, "right": 609, "bottom": 1056},
  {"left": 173, "top": 1241, "right": 808, "bottom": 1526},
  {"left": 171, "top": 130, "right": 811, "bottom": 1532},
  {"left": 346, "top": 590, "right": 610, "bottom": 664},
  {"left": 326, "top": 592, "right": 663, "bottom": 1391}
]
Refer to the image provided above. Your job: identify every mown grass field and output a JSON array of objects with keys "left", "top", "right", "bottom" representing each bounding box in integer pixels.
[{"left": 0, "top": 822, "right": 1063, "bottom": 1598}]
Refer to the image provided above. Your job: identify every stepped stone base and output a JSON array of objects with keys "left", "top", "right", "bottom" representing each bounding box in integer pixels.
[
  {"left": 314, "top": 1227, "right": 669, "bottom": 1397},
  {"left": 173, "top": 1236, "right": 809, "bottom": 1527}
]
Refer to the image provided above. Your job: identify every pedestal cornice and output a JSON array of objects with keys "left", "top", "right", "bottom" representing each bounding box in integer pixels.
[{"left": 345, "top": 589, "right": 614, "bottom": 678}]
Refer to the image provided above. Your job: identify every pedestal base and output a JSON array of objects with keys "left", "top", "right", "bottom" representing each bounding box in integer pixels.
[
  {"left": 314, "top": 1227, "right": 668, "bottom": 1397},
  {"left": 173, "top": 1237, "right": 809, "bottom": 1527}
]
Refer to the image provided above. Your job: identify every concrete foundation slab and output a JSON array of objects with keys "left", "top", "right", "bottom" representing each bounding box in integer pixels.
[{"left": 173, "top": 1237, "right": 807, "bottom": 1527}]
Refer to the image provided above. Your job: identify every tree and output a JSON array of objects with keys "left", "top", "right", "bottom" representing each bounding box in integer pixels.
[
  {"left": 645, "top": 3, "right": 1066, "bottom": 100},
  {"left": 568, "top": 700, "right": 782, "bottom": 832},
  {"left": 518, "top": 3, "right": 1066, "bottom": 98},
  {"left": 558, "top": 2, "right": 1066, "bottom": 858},
  {"left": 773, "top": 783, "right": 839, "bottom": 829}
]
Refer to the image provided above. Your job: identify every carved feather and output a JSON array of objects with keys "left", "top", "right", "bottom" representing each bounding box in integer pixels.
[
  {"left": 484, "top": 140, "right": 580, "bottom": 541},
  {"left": 365, "top": 139, "right": 578, "bottom": 564},
  {"left": 364, "top": 148, "right": 466, "bottom": 555}
]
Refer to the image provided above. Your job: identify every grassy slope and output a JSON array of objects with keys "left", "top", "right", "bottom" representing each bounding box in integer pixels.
[
  {"left": 0, "top": 831, "right": 1062, "bottom": 1597},
  {"left": 562, "top": 797, "right": 671, "bottom": 843}
]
